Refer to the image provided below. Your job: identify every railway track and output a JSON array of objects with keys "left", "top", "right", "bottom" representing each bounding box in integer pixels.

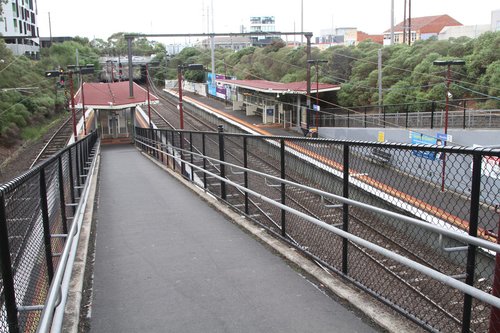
[
  {"left": 144, "top": 81, "right": 493, "bottom": 332},
  {"left": 30, "top": 113, "right": 78, "bottom": 169}
]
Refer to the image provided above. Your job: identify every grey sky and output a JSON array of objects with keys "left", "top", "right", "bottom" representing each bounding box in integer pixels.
[{"left": 37, "top": 0, "right": 499, "bottom": 41}]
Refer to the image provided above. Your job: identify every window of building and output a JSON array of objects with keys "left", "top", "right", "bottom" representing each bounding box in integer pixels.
[
  {"left": 394, "top": 34, "right": 400, "bottom": 43},
  {"left": 411, "top": 32, "right": 416, "bottom": 41}
]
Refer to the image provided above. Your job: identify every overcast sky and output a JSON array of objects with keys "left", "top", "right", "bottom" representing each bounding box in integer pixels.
[{"left": 37, "top": 0, "right": 499, "bottom": 42}]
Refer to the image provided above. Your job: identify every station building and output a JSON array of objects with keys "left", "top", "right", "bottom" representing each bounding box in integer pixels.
[{"left": 217, "top": 79, "right": 340, "bottom": 129}]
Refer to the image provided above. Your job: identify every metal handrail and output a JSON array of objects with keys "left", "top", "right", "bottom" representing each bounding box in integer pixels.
[
  {"left": 36, "top": 141, "right": 100, "bottom": 333},
  {"left": 143, "top": 138, "right": 500, "bottom": 254},
  {"left": 136, "top": 136, "right": 500, "bottom": 309}
]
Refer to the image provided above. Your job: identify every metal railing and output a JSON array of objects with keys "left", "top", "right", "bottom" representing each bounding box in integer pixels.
[
  {"left": 0, "top": 131, "right": 99, "bottom": 333},
  {"left": 319, "top": 98, "right": 500, "bottom": 129},
  {"left": 136, "top": 127, "right": 500, "bottom": 333}
]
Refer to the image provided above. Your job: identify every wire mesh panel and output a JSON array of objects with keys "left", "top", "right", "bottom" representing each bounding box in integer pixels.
[
  {"left": 0, "top": 131, "right": 98, "bottom": 333},
  {"left": 135, "top": 128, "right": 500, "bottom": 333}
]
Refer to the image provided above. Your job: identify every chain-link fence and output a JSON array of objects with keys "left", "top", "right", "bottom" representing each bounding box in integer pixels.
[
  {"left": 0, "top": 131, "right": 98, "bottom": 333},
  {"left": 136, "top": 127, "right": 500, "bottom": 333}
]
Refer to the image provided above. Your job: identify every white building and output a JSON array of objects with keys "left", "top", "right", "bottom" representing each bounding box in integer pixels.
[
  {"left": 0, "top": 0, "right": 40, "bottom": 58},
  {"left": 248, "top": 16, "right": 278, "bottom": 46},
  {"left": 438, "top": 9, "right": 500, "bottom": 40}
]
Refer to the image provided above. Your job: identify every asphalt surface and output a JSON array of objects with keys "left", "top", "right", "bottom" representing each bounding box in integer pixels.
[{"left": 90, "top": 144, "right": 378, "bottom": 333}]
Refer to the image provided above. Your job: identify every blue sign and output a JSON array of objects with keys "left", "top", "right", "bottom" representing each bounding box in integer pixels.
[{"left": 410, "top": 132, "right": 437, "bottom": 160}]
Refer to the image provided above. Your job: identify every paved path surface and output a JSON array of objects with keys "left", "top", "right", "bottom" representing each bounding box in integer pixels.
[{"left": 91, "top": 144, "right": 378, "bottom": 332}]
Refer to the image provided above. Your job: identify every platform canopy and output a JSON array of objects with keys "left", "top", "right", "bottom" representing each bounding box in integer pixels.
[
  {"left": 216, "top": 79, "right": 340, "bottom": 95},
  {"left": 74, "top": 81, "right": 159, "bottom": 110}
]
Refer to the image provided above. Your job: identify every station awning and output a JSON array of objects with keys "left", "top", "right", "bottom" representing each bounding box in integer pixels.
[
  {"left": 216, "top": 79, "right": 340, "bottom": 95},
  {"left": 74, "top": 81, "right": 159, "bottom": 110}
]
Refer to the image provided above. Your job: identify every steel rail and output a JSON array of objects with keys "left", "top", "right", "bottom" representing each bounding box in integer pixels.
[{"left": 30, "top": 116, "right": 73, "bottom": 169}]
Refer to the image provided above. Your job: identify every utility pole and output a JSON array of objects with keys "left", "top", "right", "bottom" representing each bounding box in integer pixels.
[
  {"left": 403, "top": 0, "right": 407, "bottom": 44},
  {"left": 305, "top": 33, "right": 312, "bottom": 131},
  {"left": 301, "top": 0, "right": 304, "bottom": 45},
  {"left": 146, "top": 64, "right": 152, "bottom": 128},
  {"left": 127, "top": 37, "right": 134, "bottom": 98},
  {"left": 48, "top": 12, "right": 53, "bottom": 46},
  {"left": 390, "top": 0, "right": 394, "bottom": 45},
  {"left": 211, "top": 0, "right": 215, "bottom": 84},
  {"left": 408, "top": 0, "right": 412, "bottom": 45},
  {"left": 378, "top": 49, "right": 383, "bottom": 115}
]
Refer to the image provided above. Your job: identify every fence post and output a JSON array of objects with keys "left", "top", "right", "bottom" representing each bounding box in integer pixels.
[
  {"left": 405, "top": 105, "right": 409, "bottom": 128},
  {"left": 172, "top": 131, "right": 175, "bottom": 171},
  {"left": 342, "top": 143, "right": 350, "bottom": 275},
  {"left": 243, "top": 137, "right": 249, "bottom": 215},
  {"left": 463, "top": 100, "right": 467, "bottom": 129},
  {"left": 383, "top": 105, "right": 386, "bottom": 128},
  {"left": 190, "top": 132, "right": 194, "bottom": 182},
  {"left": 347, "top": 109, "right": 350, "bottom": 128},
  {"left": 462, "top": 153, "right": 482, "bottom": 333},
  {"left": 160, "top": 130, "right": 165, "bottom": 163},
  {"left": 58, "top": 155, "right": 68, "bottom": 234},
  {"left": 75, "top": 144, "right": 81, "bottom": 192},
  {"left": 218, "top": 125, "right": 226, "bottom": 200},
  {"left": 202, "top": 133, "right": 207, "bottom": 190},
  {"left": 0, "top": 193, "right": 20, "bottom": 333},
  {"left": 39, "top": 168, "right": 55, "bottom": 283},
  {"left": 364, "top": 107, "right": 367, "bottom": 128},
  {"left": 67, "top": 148, "right": 76, "bottom": 217},
  {"left": 431, "top": 101, "right": 436, "bottom": 129},
  {"left": 280, "top": 139, "right": 286, "bottom": 238},
  {"left": 180, "top": 131, "right": 185, "bottom": 177},
  {"left": 488, "top": 205, "right": 500, "bottom": 333}
]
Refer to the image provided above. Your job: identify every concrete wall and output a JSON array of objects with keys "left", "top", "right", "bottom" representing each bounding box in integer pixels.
[
  {"left": 164, "top": 80, "right": 207, "bottom": 97},
  {"left": 319, "top": 127, "right": 500, "bottom": 147}
]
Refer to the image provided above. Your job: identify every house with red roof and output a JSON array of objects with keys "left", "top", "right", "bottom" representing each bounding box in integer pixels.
[{"left": 383, "top": 14, "right": 462, "bottom": 45}]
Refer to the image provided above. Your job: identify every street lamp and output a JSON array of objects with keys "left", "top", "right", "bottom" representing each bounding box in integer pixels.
[
  {"left": 307, "top": 59, "right": 328, "bottom": 130},
  {"left": 177, "top": 64, "right": 204, "bottom": 129},
  {"left": 433, "top": 59, "right": 465, "bottom": 192}
]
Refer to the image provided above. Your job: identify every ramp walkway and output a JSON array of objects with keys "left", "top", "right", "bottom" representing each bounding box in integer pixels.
[{"left": 90, "top": 144, "right": 379, "bottom": 332}]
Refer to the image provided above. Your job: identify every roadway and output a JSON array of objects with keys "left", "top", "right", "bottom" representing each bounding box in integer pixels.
[{"left": 90, "top": 144, "right": 380, "bottom": 332}]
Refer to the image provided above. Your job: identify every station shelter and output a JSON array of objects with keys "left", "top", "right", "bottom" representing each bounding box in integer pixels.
[
  {"left": 217, "top": 79, "right": 340, "bottom": 129},
  {"left": 74, "top": 81, "right": 158, "bottom": 144}
]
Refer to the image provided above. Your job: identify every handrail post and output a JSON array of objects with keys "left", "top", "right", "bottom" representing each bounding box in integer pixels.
[
  {"left": 342, "top": 143, "right": 350, "bottom": 275},
  {"left": 190, "top": 132, "right": 194, "bottom": 182},
  {"left": 202, "top": 133, "right": 207, "bottom": 190},
  {"left": 243, "top": 137, "right": 249, "bottom": 215},
  {"left": 218, "top": 125, "right": 226, "bottom": 200},
  {"left": 462, "top": 153, "right": 482, "bottom": 333},
  {"left": 0, "top": 193, "right": 20, "bottom": 333},
  {"left": 171, "top": 131, "right": 176, "bottom": 172},
  {"left": 68, "top": 148, "right": 76, "bottom": 216},
  {"left": 40, "top": 168, "right": 55, "bottom": 283},
  {"left": 58, "top": 155, "right": 68, "bottom": 234},
  {"left": 280, "top": 139, "right": 286, "bottom": 238}
]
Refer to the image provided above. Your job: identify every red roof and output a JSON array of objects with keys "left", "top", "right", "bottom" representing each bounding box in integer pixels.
[
  {"left": 74, "top": 81, "right": 158, "bottom": 110},
  {"left": 217, "top": 79, "right": 340, "bottom": 94},
  {"left": 357, "top": 31, "right": 384, "bottom": 44},
  {"left": 386, "top": 14, "right": 462, "bottom": 34}
]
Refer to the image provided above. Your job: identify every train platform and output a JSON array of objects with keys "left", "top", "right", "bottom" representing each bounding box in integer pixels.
[
  {"left": 182, "top": 91, "right": 304, "bottom": 137},
  {"left": 89, "top": 144, "right": 383, "bottom": 332}
]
